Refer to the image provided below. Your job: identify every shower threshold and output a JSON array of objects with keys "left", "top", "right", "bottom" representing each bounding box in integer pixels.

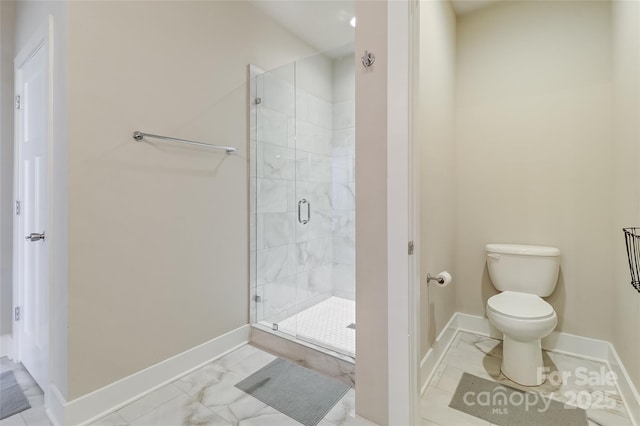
[
  {"left": 251, "top": 322, "right": 355, "bottom": 365},
  {"left": 250, "top": 323, "right": 356, "bottom": 387}
]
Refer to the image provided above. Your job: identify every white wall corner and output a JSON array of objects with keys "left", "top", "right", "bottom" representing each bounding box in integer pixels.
[
  {"left": 607, "top": 342, "right": 640, "bottom": 425},
  {"left": 0, "top": 333, "right": 13, "bottom": 358},
  {"left": 420, "top": 312, "right": 459, "bottom": 394},
  {"left": 386, "top": 0, "right": 412, "bottom": 423},
  {"left": 48, "top": 325, "right": 250, "bottom": 426},
  {"left": 46, "top": 384, "right": 66, "bottom": 426}
]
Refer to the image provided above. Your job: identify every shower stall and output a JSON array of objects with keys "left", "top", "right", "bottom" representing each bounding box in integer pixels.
[{"left": 249, "top": 49, "right": 356, "bottom": 358}]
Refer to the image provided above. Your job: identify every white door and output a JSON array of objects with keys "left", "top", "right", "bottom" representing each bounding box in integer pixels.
[{"left": 15, "top": 38, "right": 50, "bottom": 392}]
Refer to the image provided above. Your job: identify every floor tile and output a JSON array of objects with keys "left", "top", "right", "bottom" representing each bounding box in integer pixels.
[
  {"left": 211, "top": 392, "right": 270, "bottom": 425},
  {"left": 232, "top": 405, "right": 303, "bottom": 426},
  {"left": 87, "top": 344, "right": 363, "bottom": 426},
  {"left": 434, "top": 365, "right": 465, "bottom": 394},
  {"left": 421, "top": 331, "right": 634, "bottom": 426},
  {"left": 117, "top": 383, "right": 185, "bottom": 423},
  {"left": 0, "top": 358, "right": 47, "bottom": 426},
  {"left": 586, "top": 406, "right": 632, "bottom": 426},
  {"left": 326, "top": 413, "right": 379, "bottom": 426},
  {"left": 421, "top": 386, "right": 492, "bottom": 426},
  {"left": 216, "top": 344, "right": 263, "bottom": 369},
  {"left": 129, "top": 393, "right": 230, "bottom": 426},
  {"left": 19, "top": 407, "right": 52, "bottom": 426},
  {"left": 226, "top": 350, "right": 277, "bottom": 377},
  {"left": 87, "top": 411, "right": 128, "bottom": 426},
  {"left": 323, "top": 388, "right": 356, "bottom": 424},
  {"left": 0, "top": 414, "right": 28, "bottom": 426}
]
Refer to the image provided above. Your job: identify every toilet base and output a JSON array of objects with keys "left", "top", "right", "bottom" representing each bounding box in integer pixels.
[{"left": 501, "top": 334, "right": 545, "bottom": 386}]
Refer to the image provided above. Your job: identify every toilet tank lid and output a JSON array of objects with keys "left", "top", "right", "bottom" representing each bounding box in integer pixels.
[{"left": 486, "top": 244, "right": 560, "bottom": 257}]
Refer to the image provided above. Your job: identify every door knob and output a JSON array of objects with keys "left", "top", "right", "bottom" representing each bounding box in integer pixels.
[{"left": 25, "top": 232, "right": 45, "bottom": 242}]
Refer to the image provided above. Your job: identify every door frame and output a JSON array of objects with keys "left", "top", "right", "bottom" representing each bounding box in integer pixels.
[
  {"left": 386, "top": 0, "right": 421, "bottom": 423},
  {"left": 12, "top": 15, "right": 53, "bottom": 393},
  {"left": 407, "top": 0, "right": 422, "bottom": 423}
]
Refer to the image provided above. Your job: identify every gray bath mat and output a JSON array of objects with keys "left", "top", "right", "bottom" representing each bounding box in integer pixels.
[
  {"left": 0, "top": 370, "right": 31, "bottom": 420},
  {"left": 235, "top": 358, "right": 350, "bottom": 426},
  {"left": 449, "top": 373, "right": 587, "bottom": 426}
]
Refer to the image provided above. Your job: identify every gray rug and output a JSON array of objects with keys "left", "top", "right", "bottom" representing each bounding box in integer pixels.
[
  {"left": 449, "top": 372, "right": 587, "bottom": 426},
  {"left": 0, "top": 370, "right": 31, "bottom": 420},
  {"left": 235, "top": 358, "right": 350, "bottom": 426}
]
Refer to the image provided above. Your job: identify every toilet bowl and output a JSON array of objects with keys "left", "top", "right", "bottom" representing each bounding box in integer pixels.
[
  {"left": 485, "top": 244, "right": 560, "bottom": 386},
  {"left": 486, "top": 291, "right": 557, "bottom": 386}
]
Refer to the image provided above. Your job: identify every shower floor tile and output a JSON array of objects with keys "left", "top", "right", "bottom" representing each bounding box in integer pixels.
[{"left": 277, "top": 297, "right": 356, "bottom": 357}]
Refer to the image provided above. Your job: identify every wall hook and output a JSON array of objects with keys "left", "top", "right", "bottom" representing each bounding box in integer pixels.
[{"left": 361, "top": 50, "right": 375, "bottom": 68}]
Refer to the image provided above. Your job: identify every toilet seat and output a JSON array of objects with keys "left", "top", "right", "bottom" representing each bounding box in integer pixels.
[{"left": 487, "top": 291, "right": 554, "bottom": 319}]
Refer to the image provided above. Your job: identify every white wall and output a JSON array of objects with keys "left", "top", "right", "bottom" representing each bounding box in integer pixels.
[
  {"left": 418, "top": 0, "right": 457, "bottom": 357},
  {"left": 455, "top": 0, "right": 614, "bottom": 340},
  {"left": 64, "top": 0, "right": 318, "bottom": 399},
  {"left": 0, "top": 0, "right": 15, "bottom": 338},
  {"left": 612, "top": 0, "right": 640, "bottom": 392},
  {"left": 355, "top": 0, "right": 389, "bottom": 423}
]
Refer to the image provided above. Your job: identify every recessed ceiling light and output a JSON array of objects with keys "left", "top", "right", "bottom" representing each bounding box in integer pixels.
[{"left": 350, "top": 16, "right": 356, "bottom": 28}]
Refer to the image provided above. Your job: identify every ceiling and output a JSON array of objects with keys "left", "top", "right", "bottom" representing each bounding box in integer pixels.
[
  {"left": 450, "top": 0, "right": 501, "bottom": 15},
  {"left": 248, "top": 0, "right": 355, "bottom": 57},
  {"left": 248, "top": 0, "right": 499, "bottom": 58}
]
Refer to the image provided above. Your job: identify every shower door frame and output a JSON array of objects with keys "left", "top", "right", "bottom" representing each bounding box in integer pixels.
[
  {"left": 247, "top": 53, "right": 355, "bottom": 362},
  {"left": 249, "top": 62, "right": 299, "bottom": 340}
]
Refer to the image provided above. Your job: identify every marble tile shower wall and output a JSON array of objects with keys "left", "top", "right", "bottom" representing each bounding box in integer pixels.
[
  {"left": 250, "top": 66, "right": 355, "bottom": 327},
  {"left": 330, "top": 99, "right": 355, "bottom": 301}
]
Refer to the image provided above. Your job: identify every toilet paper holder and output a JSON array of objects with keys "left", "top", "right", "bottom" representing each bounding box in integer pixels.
[{"left": 426, "top": 273, "right": 445, "bottom": 284}]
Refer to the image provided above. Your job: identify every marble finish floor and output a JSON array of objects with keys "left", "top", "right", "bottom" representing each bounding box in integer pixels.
[
  {"left": 0, "top": 357, "right": 51, "bottom": 426},
  {"left": 90, "top": 344, "right": 373, "bottom": 426},
  {"left": 421, "top": 331, "right": 633, "bottom": 426}
]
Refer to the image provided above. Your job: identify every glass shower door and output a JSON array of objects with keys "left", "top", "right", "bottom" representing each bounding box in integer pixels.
[
  {"left": 251, "top": 49, "right": 356, "bottom": 358},
  {"left": 253, "top": 62, "right": 298, "bottom": 338},
  {"left": 291, "top": 53, "right": 336, "bottom": 348}
]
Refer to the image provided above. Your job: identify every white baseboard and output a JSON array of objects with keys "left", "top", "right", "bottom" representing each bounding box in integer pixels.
[
  {"left": 607, "top": 341, "right": 640, "bottom": 425},
  {"left": 0, "top": 334, "right": 12, "bottom": 358},
  {"left": 419, "top": 313, "right": 458, "bottom": 395},
  {"left": 420, "top": 312, "right": 640, "bottom": 425},
  {"left": 47, "top": 325, "right": 250, "bottom": 426}
]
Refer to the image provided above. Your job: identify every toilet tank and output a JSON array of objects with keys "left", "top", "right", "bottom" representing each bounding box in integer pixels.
[{"left": 486, "top": 244, "right": 560, "bottom": 297}]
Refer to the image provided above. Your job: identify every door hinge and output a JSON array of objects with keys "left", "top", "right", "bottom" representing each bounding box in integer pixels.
[
  {"left": 14, "top": 307, "right": 21, "bottom": 321},
  {"left": 408, "top": 241, "right": 415, "bottom": 255},
  {"left": 15, "top": 95, "right": 20, "bottom": 110},
  {"left": 15, "top": 200, "right": 20, "bottom": 216}
]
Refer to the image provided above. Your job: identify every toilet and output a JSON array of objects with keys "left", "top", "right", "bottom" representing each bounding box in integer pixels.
[{"left": 485, "top": 243, "right": 560, "bottom": 386}]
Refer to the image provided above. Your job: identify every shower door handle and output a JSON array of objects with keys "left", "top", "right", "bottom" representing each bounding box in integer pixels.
[{"left": 298, "top": 199, "right": 310, "bottom": 225}]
